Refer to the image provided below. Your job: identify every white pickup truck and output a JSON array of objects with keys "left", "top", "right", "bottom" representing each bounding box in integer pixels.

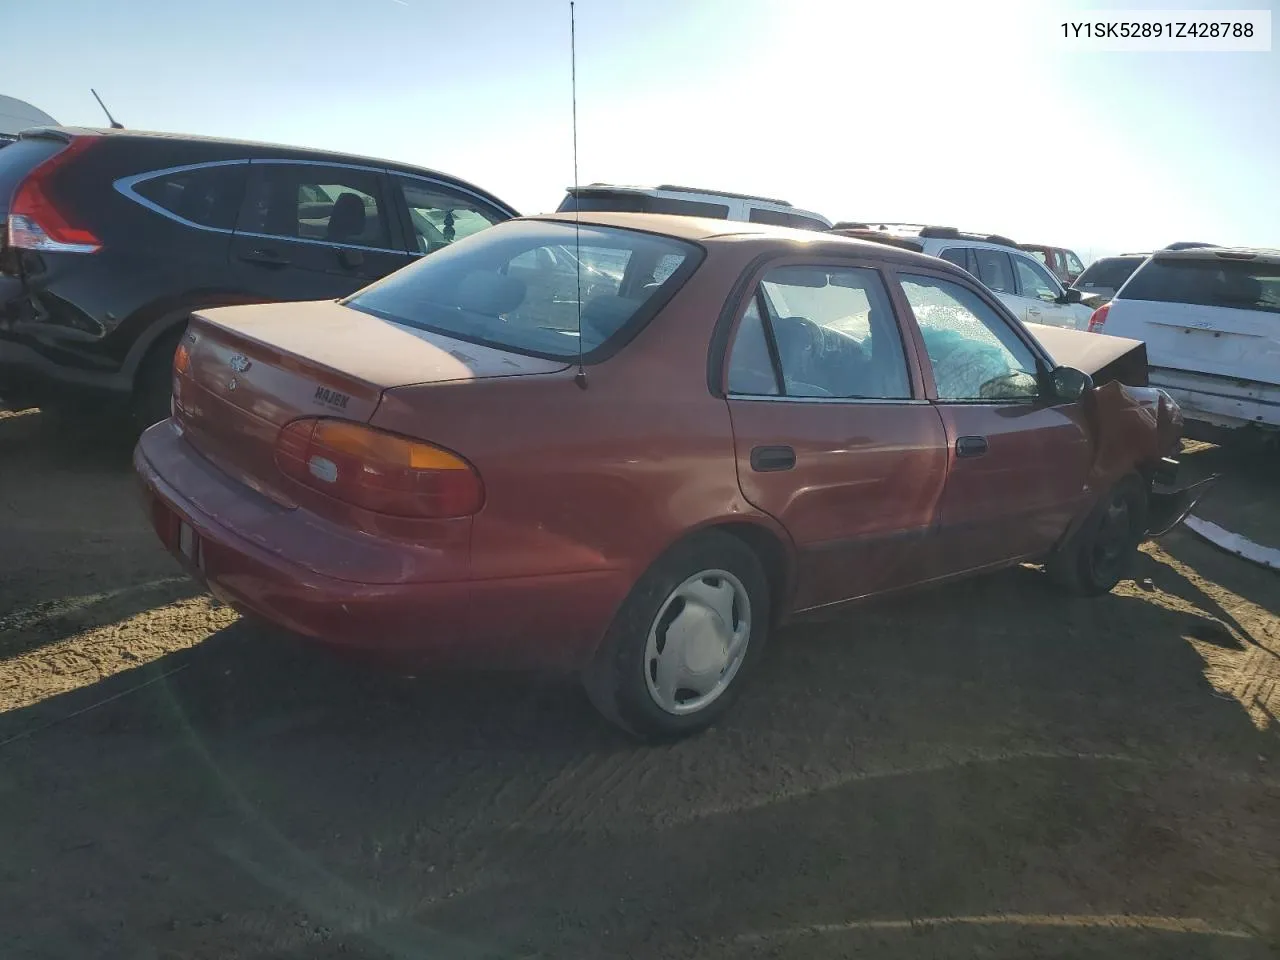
[{"left": 1090, "top": 247, "right": 1279, "bottom": 447}]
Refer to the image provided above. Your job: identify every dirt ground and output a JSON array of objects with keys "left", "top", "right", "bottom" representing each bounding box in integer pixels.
[{"left": 1, "top": 406, "right": 1278, "bottom": 960}]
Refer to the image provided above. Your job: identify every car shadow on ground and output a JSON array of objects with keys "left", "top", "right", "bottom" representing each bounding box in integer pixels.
[
  {"left": 2, "top": 535, "right": 1278, "bottom": 960},
  {"left": 0, "top": 409, "right": 198, "bottom": 664}
]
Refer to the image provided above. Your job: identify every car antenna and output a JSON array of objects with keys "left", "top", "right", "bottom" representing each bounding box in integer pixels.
[
  {"left": 90, "top": 88, "right": 124, "bottom": 129},
  {"left": 570, "top": 0, "right": 587, "bottom": 390}
]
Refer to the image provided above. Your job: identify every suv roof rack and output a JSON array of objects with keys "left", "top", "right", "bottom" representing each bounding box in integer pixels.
[
  {"left": 567, "top": 183, "right": 792, "bottom": 206},
  {"left": 654, "top": 184, "right": 791, "bottom": 206},
  {"left": 831, "top": 222, "right": 1018, "bottom": 248}
]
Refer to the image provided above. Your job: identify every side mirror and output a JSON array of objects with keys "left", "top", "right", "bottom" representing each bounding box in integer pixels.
[
  {"left": 1051, "top": 365, "right": 1093, "bottom": 402},
  {"left": 1056, "top": 287, "right": 1083, "bottom": 304}
]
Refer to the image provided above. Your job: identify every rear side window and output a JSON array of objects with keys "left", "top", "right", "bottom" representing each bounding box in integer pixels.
[
  {"left": 1122, "top": 258, "right": 1280, "bottom": 315},
  {"left": 345, "top": 220, "right": 700, "bottom": 361},
  {"left": 972, "top": 248, "right": 1014, "bottom": 293},
  {"left": 0, "top": 137, "right": 65, "bottom": 215},
  {"left": 729, "top": 265, "right": 912, "bottom": 399},
  {"left": 131, "top": 163, "right": 247, "bottom": 231},
  {"left": 1076, "top": 257, "right": 1142, "bottom": 289},
  {"left": 558, "top": 192, "right": 730, "bottom": 218},
  {"left": 238, "top": 164, "right": 392, "bottom": 249}
]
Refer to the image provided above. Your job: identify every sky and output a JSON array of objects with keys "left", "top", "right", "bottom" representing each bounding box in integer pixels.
[{"left": 4, "top": 0, "right": 1276, "bottom": 262}]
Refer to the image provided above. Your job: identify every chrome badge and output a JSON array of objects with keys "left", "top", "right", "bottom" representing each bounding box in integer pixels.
[{"left": 228, "top": 354, "right": 252, "bottom": 373}]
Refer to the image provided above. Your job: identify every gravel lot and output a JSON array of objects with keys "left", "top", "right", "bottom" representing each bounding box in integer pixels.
[{"left": 2, "top": 406, "right": 1277, "bottom": 959}]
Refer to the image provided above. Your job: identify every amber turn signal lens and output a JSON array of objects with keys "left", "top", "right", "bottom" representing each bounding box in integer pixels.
[
  {"left": 173, "top": 342, "right": 192, "bottom": 375},
  {"left": 274, "top": 418, "right": 483, "bottom": 518}
]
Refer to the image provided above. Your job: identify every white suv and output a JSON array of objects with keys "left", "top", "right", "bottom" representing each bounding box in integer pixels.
[
  {"left": 830, "top": 224, "right": 1094, "bottom": 330},
  {"left": 557, "top": 184, "right": 832, "bottom": 231},
  {"left": 1090, "top": 247, "right": 1280, "bottom": 441}
]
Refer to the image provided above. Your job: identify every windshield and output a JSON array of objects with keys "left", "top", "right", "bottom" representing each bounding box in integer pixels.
[
  {"left": 345, "top": 220, "right": 700, "bottom": 360},
  {"left": 1076, "top": 256, "right": 1143, "bottom": 289},
  {"left": 1122, "top": 257, "right": 1280, "bottom": 314}
]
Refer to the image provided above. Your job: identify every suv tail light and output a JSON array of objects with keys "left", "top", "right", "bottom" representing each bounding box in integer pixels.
[
  {"left": 1087, "top": 302, "right": 1111, "bottom": 332},
  {"left": 275, "top": 418, "right": 484, "bottom": 518},
  {"left": 7, "top": 137, "right": 102, "bottom": 254}
]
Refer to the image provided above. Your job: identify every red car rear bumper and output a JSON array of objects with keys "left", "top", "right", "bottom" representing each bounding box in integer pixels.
[{"left": 134, "top": 422, "right": 626, "bottom": 668}]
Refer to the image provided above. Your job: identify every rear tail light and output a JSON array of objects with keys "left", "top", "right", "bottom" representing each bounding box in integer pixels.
[
  {"left": 275, "top": 418, "right": 484, "bottom": 518},
  {"left": 1087, "top": 302, "right": 1111, "bottom": 332},
  {"left": 6, "top": 137, "right": 102, "bottom": 254}
]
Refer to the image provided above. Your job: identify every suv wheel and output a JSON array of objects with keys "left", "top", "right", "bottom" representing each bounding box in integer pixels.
[{"left": 133, "top": 326, "right": 186, "bottom": 429}]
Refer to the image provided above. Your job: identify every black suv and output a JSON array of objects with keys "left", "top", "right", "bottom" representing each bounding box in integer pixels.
[{"left": 0, "top": 127, "right": 518, "bottom": 424}]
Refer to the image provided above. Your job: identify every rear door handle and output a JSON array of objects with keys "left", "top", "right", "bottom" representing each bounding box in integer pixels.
[
  {"left": 240, "top": 248, "right": 291, "bottom": 267},
  {"left": 750, "top": 445, "right": 796, "bottom": 472},
  {"left": 956, "top": 436, "right": 988, "bottom": 458}
]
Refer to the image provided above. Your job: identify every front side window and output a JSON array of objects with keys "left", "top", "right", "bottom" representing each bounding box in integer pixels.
[
  {"left": 727, "top": 265, "right": 911, "bottom": 399},
  {"left": 396, "top": 175, "right": 506, "bottom": 254},
  {"left": 132, "top": 163, "right": 247, "bottom": 230},
  {"left": 238, "top": 164, "right": 391, "bottom": 249},
  {"left": 1012, "top": 255, "right": 1062, "bottom": 302},
  {"left": 900, "top": 274, "right": 1040, "bottom": 401},
  {"left": 972, "top": 248, "right": 1014, "bottom": 294},
  {"left": 1066, "top": 251, "right": 1085, "bottom": 275},
  {"left": 345, "top": 220, "right": 698, "bottom": 360}
]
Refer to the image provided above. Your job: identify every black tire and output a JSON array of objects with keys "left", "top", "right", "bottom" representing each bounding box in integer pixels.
[
  {"left": 133, "top": 326, "right": 186, "bottom": 430},
  {"left": 1047, "top": 474, "right": 1149, "bottom": 596},
  {"left": 582, "top": 530, "right": 771, "bottom": 741}
]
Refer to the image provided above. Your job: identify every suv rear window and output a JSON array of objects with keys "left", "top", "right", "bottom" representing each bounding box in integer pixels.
[
  {"left": 345, "top": 220, "right": 701, "bottom": 361},
  {"left": 0, "top": 136, "right": 65, "bottom": 217},
  {"left": 558, "top": 192, "right": 730, "bottom": 219},
  {"left": 1075, "top": 256, "right": 1143, "bottom": 289},
  {"left": 1122, "top": 257, "right": 1280, "bottom": 315}
]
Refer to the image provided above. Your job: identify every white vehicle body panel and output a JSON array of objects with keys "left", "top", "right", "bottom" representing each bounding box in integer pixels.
[{"left": 1102, "top": 250, "right": 1280, "bottom": 430}]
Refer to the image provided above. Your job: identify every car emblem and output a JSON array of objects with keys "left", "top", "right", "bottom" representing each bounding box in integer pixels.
[
  {"left": 228, "top": 377, "right": 238, "bottom": 391},
  {"left": 228, "top": 354, "right": 252, "bottom": 373}
]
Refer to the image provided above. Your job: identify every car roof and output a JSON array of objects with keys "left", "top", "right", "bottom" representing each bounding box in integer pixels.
[
  {"left": 532, "top": 211, "right": 969, "bottom": 270},
  {"left": 1150, "top": 246, "right": 1280, "bottom": 265},
  {"left": 23, "top": 126, "right": 517, "bottom": 208}
]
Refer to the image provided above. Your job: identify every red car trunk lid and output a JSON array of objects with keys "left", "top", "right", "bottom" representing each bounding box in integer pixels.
[{"left": 173, "top": 299, "right": 564, "bottom": 505}]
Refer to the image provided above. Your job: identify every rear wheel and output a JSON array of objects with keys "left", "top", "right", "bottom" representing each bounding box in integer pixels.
[
  {"left": 1047, "top": 474, "right": 1149, "bottom": 596},
  {"left": 133, "top": 326, "right": 186, "bottom": 430},
  {"left": 582, "top": 531, "right": 770, "bottom": 740}
]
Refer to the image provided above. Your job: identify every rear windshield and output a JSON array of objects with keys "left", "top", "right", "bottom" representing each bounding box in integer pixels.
[
  {"left": 1121, "top": 257, "right": 1280, "bottom": 314},
  {"left": 0, "top": 136, "right": 64, "bottom": 216},
  {"left": 558, "top": 192, "right": 730, "bottom": 219},
  {"left": 345, "top": 220, "right": 701, "bottom": 361},
  {"left": 1075, "top": 256, "right": 1143, "bottom": 289}
]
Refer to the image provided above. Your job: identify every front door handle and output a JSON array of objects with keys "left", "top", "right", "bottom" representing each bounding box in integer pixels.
[
  {"left": 956, "top": 436, "right": 989, "bottom": 459},
  {"left": 240, "top": 248, "right": 291, "bottom": 267},
  {"left": 750, "top": 445, "right": 796, "bottom": 472}
]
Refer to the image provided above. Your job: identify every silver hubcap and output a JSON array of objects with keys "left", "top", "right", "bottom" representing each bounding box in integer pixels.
[{"left": 644, "top": 569, "right": 752, "bottom": 716}]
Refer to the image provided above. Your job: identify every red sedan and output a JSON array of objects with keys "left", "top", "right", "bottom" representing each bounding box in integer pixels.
[{"left": 136, "top": 213, "right": 1194, "bottom": 738}]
